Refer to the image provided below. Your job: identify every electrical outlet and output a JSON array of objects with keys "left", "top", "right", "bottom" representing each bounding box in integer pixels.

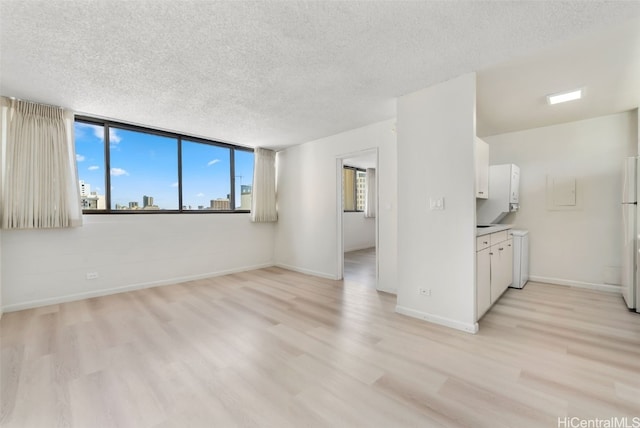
[
  {"left": 86, "top": 272, "right": 98, "bottom": 280},
  {"left": 419, "top": 288, "right": 431, "bottom": 296},
  {"left": 429, "top": 197, "right": 445, "bottom": 211}
]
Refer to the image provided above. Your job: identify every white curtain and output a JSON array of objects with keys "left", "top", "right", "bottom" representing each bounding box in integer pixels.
[
  {"left": 251, "top": 147, "right": 278, "bottom": 222},
  {"left": 365, "top": 167, "right": 376, "bottom": 218},
  {"left": 1, "top": 97, "right": 82, "bottom": 229}
]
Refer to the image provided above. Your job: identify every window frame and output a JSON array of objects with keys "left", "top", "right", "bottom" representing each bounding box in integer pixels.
[
  {"left": 343, "top": 165, "right": 366, "bottom": 213},
  {"left": 75, "top": 116, "right": 254, "bottom": 214}
]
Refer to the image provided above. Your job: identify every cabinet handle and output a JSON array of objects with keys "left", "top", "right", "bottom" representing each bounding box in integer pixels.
[
  {"left": 499, "top": 247, "right": 504, "bottom": 251},
  {"left": 489, "top": 253, "right": 494, "bottom": 255},
  {"left": 483, "top": 241, "right": 488, "bottom": 245},
  {"left": 478, "top": 191, "right": 484, "bottom": 194}
]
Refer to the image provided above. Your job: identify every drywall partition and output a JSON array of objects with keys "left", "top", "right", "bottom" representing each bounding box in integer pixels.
[
  {"left": 274, "top": 119, "right": 398, "bottom": 293},
  {"left": 486, "top": 110, "right": 638, "bottom": 291},
  {"left": 1, "top": 214, "right": 275, "bottom": 311},
  {"left": 396, "top": 73, "right": 478, "bottom": 333},
  {"left": 0, "top": 231, "right": 3, "bottom": 318},
  {"left": 343, "top": 212, "right": 375, "bottom": 252}
]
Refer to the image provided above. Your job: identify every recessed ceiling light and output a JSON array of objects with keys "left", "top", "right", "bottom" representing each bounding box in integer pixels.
[{"left": 547, "top": 89, "right": 583, "bottom": 105}]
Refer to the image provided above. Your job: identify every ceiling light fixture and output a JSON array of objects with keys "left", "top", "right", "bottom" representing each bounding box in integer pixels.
[{"left": 547, "top": 89, "right": 583, "bottom": 105}]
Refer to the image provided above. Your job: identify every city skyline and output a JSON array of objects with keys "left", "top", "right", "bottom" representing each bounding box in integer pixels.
[
  {"left": 80, "top": 181, "right": 253, "bottom": 212},
  {"left": 75, "top": 122, "right": 254, "bottom": 210}
]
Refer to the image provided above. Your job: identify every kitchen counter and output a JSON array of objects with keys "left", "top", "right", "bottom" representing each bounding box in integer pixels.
[{"left": 476, "top": 224, "right": 513, "bottom": 236}]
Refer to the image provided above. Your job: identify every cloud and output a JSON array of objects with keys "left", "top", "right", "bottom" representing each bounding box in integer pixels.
[
  {"left": 88, "top": 165, "right": 99, "bottom": 171},
  {"left": 196, "top": 192, "right": 205, "bottom": 197},
  {"left": 109, "top": 128, "right": 121, "bottom": 143},
  {"left": 75, "top": 122, "right": 100, "bottom": 140},
  {"left": 76, "top": 154, "right": 85, "bottom": 162},
  {"left": 75, "top": 122, "right": 121, "bottom": 144},
  {"left": 207, "top": 159, "right": 220, "bottom": 166},
  {"left": 170, "top": 182, "right": 178, "bottom": 188},
  {"left": 110, "top": 167, "right": 129, "bottom": 176},
  {"left": 109, "top": 128, "right": 122, "bottom": 144},
  {"left": 107, "top": 128, "right": 122, "bottom": 149},
  {"left": 93, "top": 126, "right": 103, "bottom": 139}
]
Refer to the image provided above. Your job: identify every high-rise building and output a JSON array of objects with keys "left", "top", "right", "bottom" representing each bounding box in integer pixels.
[
  {"left": 79, "top": 184, "right": 105, "bottom": 210},
  {"left": 79, "top": 180, "right": 90, "bottom": 197},
  {"left": 356, "top": 171, "right": 366, "bottom": 211},
  {"left": 240, "top": 185, "right": 252, "bottom": 210},
  {"left": 81, "top": 197, "right": 97, "bottom": 209},
  {"left": 129, "top": 201, "right": 139, "bottom": 209},
  {"left": 143, "top": 195, "right": 153, "bottom": 207},
  {"left": 210, "top": 198, "right": 230, "bottom": 210},
  {"left": 96, "top": 194, "right": 106, "bottom": 209}
]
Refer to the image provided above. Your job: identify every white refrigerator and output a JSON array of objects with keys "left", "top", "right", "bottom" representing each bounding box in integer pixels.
[{"left": 622, "top": 157, "right": 640, "bottom": 312}]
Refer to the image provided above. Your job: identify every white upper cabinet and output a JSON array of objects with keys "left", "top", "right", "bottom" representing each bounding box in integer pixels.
[{"left": 475, "top": 137, "right": 489, "bottom": 199}]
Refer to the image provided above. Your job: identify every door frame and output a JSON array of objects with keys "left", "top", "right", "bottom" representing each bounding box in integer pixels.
[{"left": 336, "top": 148, "right": 379, "bottom": 288}]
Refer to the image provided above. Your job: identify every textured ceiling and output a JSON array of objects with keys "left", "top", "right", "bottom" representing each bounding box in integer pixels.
[{"left": 1, "top": 1, "right": 639, "bottom": 149}]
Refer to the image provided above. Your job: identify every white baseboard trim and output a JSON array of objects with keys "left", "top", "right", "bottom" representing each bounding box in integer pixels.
[
  {"left": 274, "top": 263, "right": 340, "bottom": 280},
  {"left": 1, "top": 262, "right": 274, "bottom": 313},
  {"left": 376, "top": 286, "right": 397, "bottom": 295},
  {"left": 344, "top": 245, "right": 376, "bottom": 253},
  {"left": 395, "top": 305, "right": 479, "bottom": 334},
  {"left": 529, "top": 275, "right": 621, "bottom": 294}
]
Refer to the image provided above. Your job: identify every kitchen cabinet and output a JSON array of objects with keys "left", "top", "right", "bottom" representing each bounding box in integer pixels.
[
  {"left": 490, "top": 236, "right": 513, "bottom": 304},
  {"left": 477, "top": 229, "right": 513, "bottom": 320},
  {"left": 475, "top": 137, "right": 489, "bottom": 199},
  {"left": 477, "top": 247, "right": 491, "bottom": 317},
  {"left": 477, "top": 164, "right": 520, "bottom": 224}
]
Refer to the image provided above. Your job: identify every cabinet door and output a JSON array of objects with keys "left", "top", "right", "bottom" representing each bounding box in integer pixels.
[
  {"left": 490, "top": 244, "right": 502, "bottom": 304},
  {"left": 477, "top": 247, "right": 491, "bottom": 319},
  {"left": 491, "top": 239, "right": 514, "bottom": 303},
  {"left": 501, "top": 239, "right": 514, "bottom": 293},
  {"left": 475, "top": 138, "right": 489, "bottom": 199}
]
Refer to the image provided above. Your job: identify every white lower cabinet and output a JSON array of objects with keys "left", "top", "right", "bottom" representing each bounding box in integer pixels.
[
  {"left": 477, "top": 231, "right": 513, "bottom": 320},
  {"left": 490, "top": 238, "right": 513, "bottom": 304},
  {"left": 477, "top": 247, "right": 491, "bottom": 317}
]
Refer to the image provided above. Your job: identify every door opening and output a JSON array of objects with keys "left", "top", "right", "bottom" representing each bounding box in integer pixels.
[{"left": 338, "top": 149, "right": 379, "bottom": 288}]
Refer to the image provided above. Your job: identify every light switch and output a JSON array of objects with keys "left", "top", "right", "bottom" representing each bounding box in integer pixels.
[{"left": 429, "top": 197, "right": 445, "bottom": 210}]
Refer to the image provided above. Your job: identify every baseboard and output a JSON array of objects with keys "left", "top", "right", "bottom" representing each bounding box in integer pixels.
[
  {"left": 1, "top": 262, "right": 275, "bottom": 313},
  {"left": 274, "top": 263, "right": 340, "bottom": 280},
  {"left": 395, "top": 305, "right": 479, "bottom": 334},
  {"left": 344, "top": 244, "right": 376, "bottom": 253},
  {"left": 529, "top": 275, "right": 622, "bottom": 294}
]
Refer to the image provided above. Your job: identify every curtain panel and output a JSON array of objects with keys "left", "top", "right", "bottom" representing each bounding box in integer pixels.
[
  {"left": 365, "top": 167, "right": 376, "bottom": 218},
  {"left": 0, "top": 97, "right": 82, "bottom": 229},
  {"left": 251, "top": 147, "right": 278, "bottom": 222}
]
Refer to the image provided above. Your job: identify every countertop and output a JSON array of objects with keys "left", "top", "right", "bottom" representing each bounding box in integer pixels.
[{"left": 476, "top": 224, "right": 513, "bottom": 236}]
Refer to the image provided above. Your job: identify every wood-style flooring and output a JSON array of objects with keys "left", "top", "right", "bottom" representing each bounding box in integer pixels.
[
  {"left": 1, "top": 268, "right": 639, "bottom": 427},
  {"left": 344, "top": 247, "right": 376, "bottom": 287}
]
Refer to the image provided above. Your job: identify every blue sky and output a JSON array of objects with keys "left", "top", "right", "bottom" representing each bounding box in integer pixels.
[{"left": 74, "top": 122, "right": 254, "bottom": 209}]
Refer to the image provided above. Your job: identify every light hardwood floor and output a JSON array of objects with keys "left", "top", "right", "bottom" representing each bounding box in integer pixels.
[
  {"left": 344, "top": 247, "right": 376, "bottom": 287},
  {"left": 1, "top": 269, "right": 639, "bottom": 427}
]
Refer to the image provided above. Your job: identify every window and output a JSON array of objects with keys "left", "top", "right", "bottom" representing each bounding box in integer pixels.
[
  {"left": 74, "top": 117, "right": 254, "bottom": 213},
  {"left": 75, "top": 122, "right": 106, "bottom": 210},
  {"left": 110, "top": 127, "right": 179, "bottom": 210},
  {"left": 182, "top": 141, "right": 230, "bottom": 210},
  {"left": 234, "top": 149, "right": 254, "bottom": 210},
  {"left": 343, "top": 166, "right": 366, "bottom": 212}
]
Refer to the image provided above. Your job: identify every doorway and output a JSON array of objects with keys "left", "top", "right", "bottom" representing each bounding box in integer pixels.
[{"left": 338, "top": 149, "right": 379, "bottom": 288}]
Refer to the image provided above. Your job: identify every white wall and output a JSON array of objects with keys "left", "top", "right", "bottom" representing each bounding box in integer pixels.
[
  {"left": 0, "top": 230, "right": 3, "bottom": 318},
  {"left": 396, "top": 73, "right": 478, "bottom": 333},
  {"left": 343, "top": 212, "right": 375, "bottom": 252},
  {"left": 486, "top": 110, "right": 638, "bottom": 290},
  {"left": 1, "top": 214, "right": 275, "bottom": 311},
  {"left": 274, "top": 119, "right": 398, "bottom": 293}
]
